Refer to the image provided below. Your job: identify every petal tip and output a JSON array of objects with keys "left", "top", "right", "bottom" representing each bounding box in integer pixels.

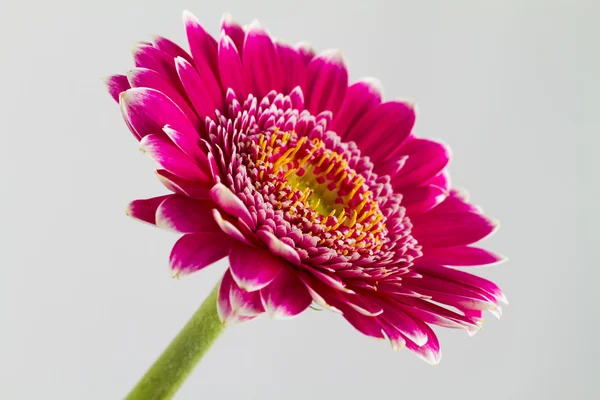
[
  {"left": 182, "top": 9, "right": 198, "bottom": 24},
  {"left": 320, "top": 48, "right": 346, "bottom": 64},
  {"left": 220, "top": 11, "right": 234, "bottom": 24}
]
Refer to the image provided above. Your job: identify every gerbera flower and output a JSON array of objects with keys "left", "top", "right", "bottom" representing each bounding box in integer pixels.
[{"left": 106, "top": 11, "right": 506, "bottom": 365}]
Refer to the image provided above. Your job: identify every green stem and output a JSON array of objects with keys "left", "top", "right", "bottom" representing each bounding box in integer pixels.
[{"left": 125, "top": 283, "right": 225, "bottom": 400}]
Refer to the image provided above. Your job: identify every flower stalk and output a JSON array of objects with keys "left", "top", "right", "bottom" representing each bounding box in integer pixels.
[{"left": 125, "top": 282, "right": 225, "bottom": 400}]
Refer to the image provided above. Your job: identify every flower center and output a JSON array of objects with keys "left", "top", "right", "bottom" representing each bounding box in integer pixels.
[{"left": 247, "top": 129, "right": 386, "bottom": 250}]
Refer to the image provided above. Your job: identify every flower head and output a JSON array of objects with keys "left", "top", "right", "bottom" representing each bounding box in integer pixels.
[{"left": 106, "top": 11, "right": 506, "bottom": 364}]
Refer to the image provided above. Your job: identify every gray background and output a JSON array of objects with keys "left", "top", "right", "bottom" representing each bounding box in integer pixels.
[{"left": 1, "top": 0, "right": 598, "bottom": 398}]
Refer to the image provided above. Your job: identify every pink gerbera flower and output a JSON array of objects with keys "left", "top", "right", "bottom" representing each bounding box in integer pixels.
[{"left": 106, "top": 11, "right": 506, "bottom": 365}]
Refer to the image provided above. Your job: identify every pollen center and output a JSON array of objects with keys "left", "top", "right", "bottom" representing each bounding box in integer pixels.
[{"left": 245, "top": 130, "right": 387, "bottom": 250}]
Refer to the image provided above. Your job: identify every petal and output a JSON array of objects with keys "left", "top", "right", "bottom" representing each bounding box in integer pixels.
[
  {"left": 155, "top": 169, "right": 211, "bottom": 199},
  {"left": 229, "top": 242, "right": 285, "bottom": 292},
  {"left": 218, "top": 33, "right": 249, "bottom": 101},
  {"left": 378, "top": 301, "right": 428, "bottom": 347},
  {"left": 343, "top": 294, "right": 384, "bottom": 317},
  {"left": 152, "top": 36, "right": 193, "bottom": 64},
  {"left": 277, "top": 42, "right": 307, "bottom": 95},
  {"left": 220, "top": 13, "right": 246, "bottom": 55},
  {"left": 104, "top": 75, "right": 130, "bottom": 103},
  {"left": 391, "top": 138, "right": 451, "bottom": 189},
  {"left": 339, "top": 305, "right": 385, "bottom": 340},
  {"left": 424, "top": 170, "right": 451, "bottom": 192},
  {"left": 295, "top": 41, "right": 315, "bottom": 65},
  {"left": 182, "top": 10, "right": 222, "bottom": 107},
  {"left": 298, "top": 275, "right": 342, "bottom": 313},
  {"left": 414, "top": 264, "right": 508, "bottom": 304},
  {"left": 131, "top": 43, "right": 181, "bottom": 87},
  {"left": 260, "top": 267, "right": 312, "bottom": 319},
  {"left": 169, "top": 233, "right": 232, "bottom": 276},
  {"left": 411, "top": 211, "right": 499, "bottom": 248},
  {"left": 212, "top": 209, "right": 256, "bottom": 246},
  {"left": 376, "top": 156, "right": 408, "bottom": 178},
  {"left": 229, "top": 276, "right": 265, "bottom": 316},
  {"left": 429, "top": 189, "right": 481, "bottom": 214},
  {"left": 418, "top": 246, "right": 506, "bottom": 267},
  {"left": 126, "top": 68, "right": 200, "bottom": 130},
  {"left": 345, "top": 101, "right": 415, "bottom": 162},
  {"left": 333, "top": 78, "right": 382, "bottom": 139},
  {"left": 404, "top": 322, "right": 441, "bottom": 365},
  {"left": 139, "top": 134, "right": 209, "bottom": 182},
  {"left": 175, "top": 56, "right": 222, "bottom": 120},
  {"left": 155, "top": 195, "right": 220, "bottom": 233},
  {"left": 120, "top": 88, "right": 206, "bottom": 165},
  {"left": 404, "top": 276, "right": 499, "bottom": 311},
  {"left": 256, "top": 230, "right": 301, "bottom": 266},
  {"left": 379, "top": 320, "right": 407, "bottom": 351},
  {"left": 402, "top": 185, "right": 448, "bottom": 216},
  {"left": 306, "top": 50, "right": 348, "bottom": 115},
  {"left": 126, "top": 195, "right": 170, "bottom": 225},
  {"left": 243, "top": 20, "right": 283, "bottom": 98},
  {"left": 399, "top": 297, "right": 482, "bottom": 330},
  {"left": 217, "top": 269, "right": 257, "bottom": 325},
  {"left": 209, "top": 183, "right": 255, "bottom": 229}
]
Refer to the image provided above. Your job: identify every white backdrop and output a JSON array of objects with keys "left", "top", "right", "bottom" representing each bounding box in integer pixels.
[{"left": 1, "top": 0, "right": 598, "bottom": 398}]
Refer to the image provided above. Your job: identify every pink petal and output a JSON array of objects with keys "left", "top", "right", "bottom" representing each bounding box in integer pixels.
[
  {"left": 295, "top": 41, "right": 315, "bottom": 65},
  {"left": 379, "top": 320, "right": 407, "bottom": 351},
  {"left": 256, "top": 230, "right": 301, "bottom": 266},
  {"left": 404, "top": 322, "right": 441, "bottom": 365},
  {"left": 152, "top": 36, "right": 193, "bottom": 64},
  {"left": 345, "top": 101, "right": 415, "bottom": 163},
  {"left": 414, "top": 264, "right": 508, "bottom": 304},
  {"left": 298, "top": 275, "right": 342, "bottom": 313},
  {"left": 306, "top": 50, "right": 348, "bottom": 115},
  {"left": 402, "top": 185, "right": 448, "bottom": 216},
  {"left": 302, "top": 265, "right": 352, "bottom": 294},
  {"left": 182, "top": 11, "right": 222, "bottom": 107},
  {"left": 376, "top": 156, "right": 408, "bottom": 178},
  {"left": 333, "top": 78, "right": 382, "bottom": 139},
  {"left": 209, "top": 183, "right": 255, "bottom": 230},
  {"left": 169, "top": 233, "right": 232, "bottom": 276},
  {"left": 131, "top": 43, "right": 181, "bottom": 88},
  {"left": 229, "top": 242, "right": 285, "bottom": 292},
  {"left": 220, "top": 13, "right": 245, "bottom": 56},
  {"left": 391, "top": 138, "right": 451, "bottom": 189},
  {"left": 126, "top": 68, "right": 200, "bottom": 130},
  {"left": 378, "top": 301, "right": 428, "bottom": 347},
  {"left": 429, "top": 189, "right": 481, "bottom": 214},
  {"left": 277, "top": 42, "right": 307, "bottom": 95},
  {"left": 155, "top": 169, "right": 211, "bottom": 199},
  {"left": 139, "top": 134, "right": 209, "bottom": 182},
  {"left": 217, "top": 269, "right": 257, "bottom": 325},
  {"left": 399, "top": 297, "right": 482, "bottom": 330},
  {"left": 340, "top": 305, "right": 385, "bottom": 340},
  {"left": 260, "top": 267, "right": 312, "bottom": 319},
  {"left": 212, "top": 209, "right": 256, "bottom": 246},
  {"left": 243, "top": 20, "right": 283, "bottom": 98},
  {"left": 343, "top": 294, "right": 384, "bottom": 317},
  {"left": 104, "top": 75, "right": 130, "bottom": 103},
  {"left": 175, "top": 56, "right": 222, "bottom": 120},
  {"left": 229, "top": 275, "right": 265, "bottom": 316},
  {"left": 411, "top": 211, "right": 499, "bottom": 248},
  {"left": 155, "top": 195, "right": 220, "bottom": 233},
  {"left": 119, "top": 88, "right": 206, "bottom": 165},
  {"left": 218, "top": 33, "right": 249, "bottom": 101},
  {"left": 126, "top": 195, "right": 170, "bottom": 225},
  {"left": 424, "top": 170, "right": 451, "bottom": 192},
  {"left": 418, "top": 246, "right": 506, "bottom": 266},
  {"left": 405, "top": 277, "right": 499, "bottom": 311}
]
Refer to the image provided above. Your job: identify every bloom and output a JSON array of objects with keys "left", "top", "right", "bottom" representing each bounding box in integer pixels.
[{"left": 106, "top": 11, "right": 506, "bottom": 364}]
